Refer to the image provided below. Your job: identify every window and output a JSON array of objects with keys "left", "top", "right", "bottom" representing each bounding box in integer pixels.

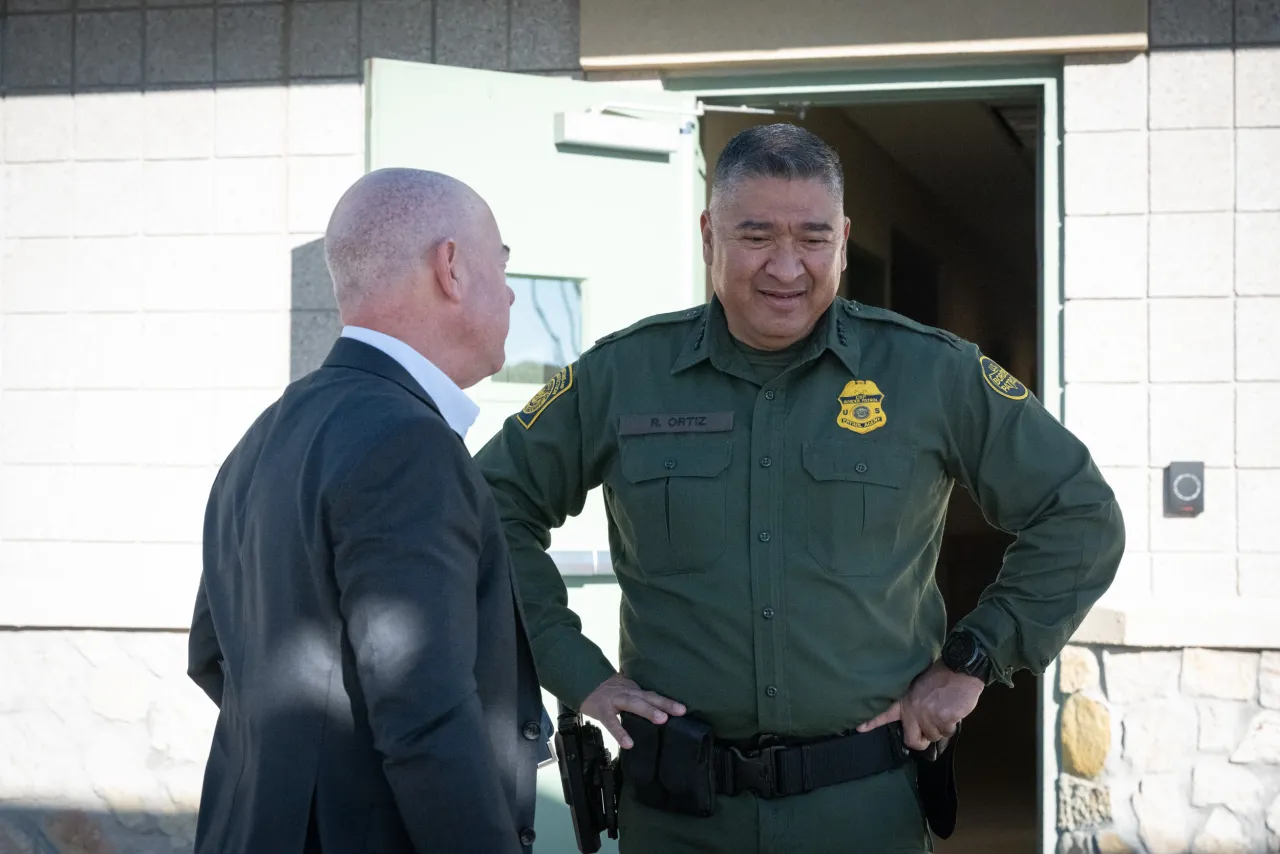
[{"left": 493, "top": 276, "right": 583, "bottom": 384}]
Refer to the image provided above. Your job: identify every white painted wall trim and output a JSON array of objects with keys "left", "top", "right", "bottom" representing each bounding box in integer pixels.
[{"left": 582, "top": 33, "right": 1148, "bottom": 71}]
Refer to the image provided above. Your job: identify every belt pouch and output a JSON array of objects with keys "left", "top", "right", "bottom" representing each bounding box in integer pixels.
[{"left": 620, "top": 712, "right": 717, "bottom": 817}]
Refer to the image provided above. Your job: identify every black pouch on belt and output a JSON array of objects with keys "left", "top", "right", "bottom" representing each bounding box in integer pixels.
[
  {"left": 910, "top": 725, "right": 960, "bottom": 839},
  {"left": 619, "top": 712, "right": 717, "bottom": 817}
]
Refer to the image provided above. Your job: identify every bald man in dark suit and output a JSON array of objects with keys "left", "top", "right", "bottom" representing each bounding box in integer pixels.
[{"left": 188, "top": 169, "right": 546, "bottom": 854}]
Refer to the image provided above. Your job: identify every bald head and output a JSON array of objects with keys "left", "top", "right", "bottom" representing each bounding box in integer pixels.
[{"left": 324, "top": 168, "right": 488, "bottom": 318}]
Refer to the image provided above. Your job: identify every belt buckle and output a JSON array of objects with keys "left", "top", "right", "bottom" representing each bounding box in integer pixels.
[{"left": 729, "top": 735, "right": 783, "bottom": 798}]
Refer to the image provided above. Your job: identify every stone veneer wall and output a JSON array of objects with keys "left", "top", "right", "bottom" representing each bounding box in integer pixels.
[
  {"left": 0, "top": 631, "right": 215, "bottom": 854},
  {"left": 1056, "top": 645, "right": 1280, "bottom": 853}
]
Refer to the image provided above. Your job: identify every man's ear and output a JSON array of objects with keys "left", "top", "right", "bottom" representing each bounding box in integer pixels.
[
  {"left": 430, "top": 237, "right": 463, "bottom": 303},
  {"left": 840, "top": 216, "right": 852, "bottom": 273},
  {"left": 700, "top": 209, "right": 714, "bottom": 266}
]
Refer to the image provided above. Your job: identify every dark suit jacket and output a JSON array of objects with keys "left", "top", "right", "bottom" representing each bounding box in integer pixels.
[{"left": 189, "top": 337, "right": 543, "bottom": 854}]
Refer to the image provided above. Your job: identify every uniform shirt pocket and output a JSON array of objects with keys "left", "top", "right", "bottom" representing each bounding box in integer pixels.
[
  {"left": 802, "top": 439, "right": 914, "bottom": 577},
  {"left": 615, "top": 438, "right": 733, "bottom": 576}
]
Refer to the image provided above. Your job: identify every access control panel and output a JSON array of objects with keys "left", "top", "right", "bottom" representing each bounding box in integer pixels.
[{"left": 1163, "top": 461, "right": 1205, "bottom": 518}]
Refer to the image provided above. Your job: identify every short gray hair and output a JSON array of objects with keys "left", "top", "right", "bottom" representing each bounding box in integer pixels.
[
  {"left": 711, "top": 123, "right": 844, "bottom": 208},
  {"left": 324, "top": 168, "right": 477, "bottom": 316}
]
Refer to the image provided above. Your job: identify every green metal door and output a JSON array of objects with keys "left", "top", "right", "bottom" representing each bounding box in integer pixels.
[
  {"left": 367, "top": 59, "right": 706, "bottom": 853},
  {"left": 367, "top": 58, "right": 704, "bottom": 444}
]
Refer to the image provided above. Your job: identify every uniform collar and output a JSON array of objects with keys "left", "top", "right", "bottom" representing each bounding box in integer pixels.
[{"left": 670, "top": 296, "right": 861, "bottom": 379}]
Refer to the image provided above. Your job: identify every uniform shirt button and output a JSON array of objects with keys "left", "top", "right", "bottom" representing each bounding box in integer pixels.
[
  {"left": 764, "top": 390, "right": 776, "bottom": 400},
  {"left": 760, "top": 456, "right": 772, "bottom": 467},
  {"left": 758, "top": 531, "right": 771, "bottom": 543},
  {"left": 522, "top": 721, "right": 542, "bottom": 741},
  {"left": 855, "top": 462, "right": 868, "bottom": 474},
  {"left": 664, "top": 458, "right": 677, "bottom": 470},
  {"left": 520, "top": 828, "right": 537, "bottom": 846},
  {"left": 762, "top": 607, "right": 775, "bottom": 619},
  {"left": 765, "top": 685, "right": 778, "bottom": 697}
]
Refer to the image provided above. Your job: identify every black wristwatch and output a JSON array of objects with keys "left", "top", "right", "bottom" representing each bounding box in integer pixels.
[{"left": 941, "top": 631, "right": 993, "bottom": 683}]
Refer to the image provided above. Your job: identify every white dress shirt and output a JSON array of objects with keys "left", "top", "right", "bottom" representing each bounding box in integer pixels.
[{"left": 340, "top": 326, "right": 481, "bottom": 439}]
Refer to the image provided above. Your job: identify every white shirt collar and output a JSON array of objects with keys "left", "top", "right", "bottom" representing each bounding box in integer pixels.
[{"left": 340, "top": 326, "right": 480, "bottom": 439}]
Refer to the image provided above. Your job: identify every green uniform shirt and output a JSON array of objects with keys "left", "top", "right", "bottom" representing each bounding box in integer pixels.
[{"left": 476, "top": 297, "right": 1123, "bottom": 741}]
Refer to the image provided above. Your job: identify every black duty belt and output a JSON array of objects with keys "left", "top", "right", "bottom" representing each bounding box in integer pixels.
[
  {"left": 713, "top": 725, "right": 908, "bottom": 799},
  {"left": 619, "top": 711, "right": 960, "bottom": 839}
]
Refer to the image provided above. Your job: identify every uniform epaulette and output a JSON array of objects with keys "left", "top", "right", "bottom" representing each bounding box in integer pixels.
[
  {"left": 841, "top": 299, "right": 967, "bottom": 351},
  {"left": 585, "top": 304, "right": 707, "bottom": 353}
]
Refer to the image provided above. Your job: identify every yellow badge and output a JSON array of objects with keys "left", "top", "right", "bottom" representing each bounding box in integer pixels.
[
  {"left": 836, "top": 379, "right": 887, "bottom": 435},
  {"left": 516, "top": 365, "right": 574, "bottom": 429},
  {"left": 979, "top": 355, "right": 1029, "bottom": 401}
]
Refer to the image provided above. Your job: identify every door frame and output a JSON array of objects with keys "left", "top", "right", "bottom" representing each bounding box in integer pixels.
[{"left": 664, "top": 61, "right": 1064, "bottom": 854}]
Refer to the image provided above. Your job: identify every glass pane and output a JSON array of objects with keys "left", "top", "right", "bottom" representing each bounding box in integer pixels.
[{"left": 494, "top": 276, "right": 583, "bottom": 384}]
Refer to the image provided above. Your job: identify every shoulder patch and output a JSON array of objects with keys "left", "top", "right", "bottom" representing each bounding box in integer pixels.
[
  {"left": 516, "top": 364, "right": 573, "bottom": 429},
  {"left": 978, "top": 354, "right": 1028, "bottom": 401},
  {"left": 586, "top": 304, "right": 706, "bottom": 353},
  {"left": 842, "top": 300, "right": 965, "bottom": 350}
]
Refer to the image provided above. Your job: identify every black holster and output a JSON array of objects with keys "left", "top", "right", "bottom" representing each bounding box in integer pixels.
[
  {"left": 909, "top": 726, "right": 960, "bottom": 840},
  {"left": 554, "top": 705, "right": 620, "bottom": 853}
]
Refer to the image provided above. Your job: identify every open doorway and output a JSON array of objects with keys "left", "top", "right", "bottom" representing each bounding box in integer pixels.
[{"left": 702, "top": 95, "right": 1041, "bottom": 854}]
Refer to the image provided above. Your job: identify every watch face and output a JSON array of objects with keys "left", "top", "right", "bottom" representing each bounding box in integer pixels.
[{"left": 944, "top": 633, "right": 976, "bottom": 669}]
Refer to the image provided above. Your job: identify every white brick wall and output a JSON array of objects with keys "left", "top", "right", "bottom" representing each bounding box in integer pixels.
[
  {"left": 1236, "top": 384, "right": 1280, "bottom": 467},
  {"left": 215, "top": 87, "right": 288, "bottom": 158},
  {"left": 75, "top": 161, "right": 147, "bottom": 237},
  {"left": 1238, "top": 470, "right": 1280, "bottom": 552},
  {"left": 72, "top": 238, "right": 144, "bottom": 312},
  {"left": 1236, "top": 298, "right": 1280, "bottom": 380},
  {"left": 1106, "top": 551, "right": 1153, "bottom": 601},
  {"left": 144, "top": 90, "right": 215, "bottom": 161},
  {"left": 75, "top": 92, "right": 145, "bottom": 161},
  {"left": 1148, "top": 213, "right": 1234, "bottom": 296},
  {"left": 1065, "top": 41, "right": 1280, "bottom": 604},
  {"left": 1064, "top": 299, "right": 1149, "bottom": 381},
  {"left": 1065, "top": 215, "right": 1148, "bottom": 299},
  {"left": 1149, "top": 50, "right": 1234, "bottom": 130},
  {"left": 1239, "top": 554, "right": 1280, "bottom": 596},
  {"left": 1235, "top": 48, "right": 1280, "bottom": 127},
  {"left": 1151, "top": 553, "right": 1238, "bottom": 598},
  {"left": 1235, "top": 213, "right": 1280, "bottom": 295},
  {"left": 1, "top": 76, "right": 364, "bottom": 629},
  {"left": 1150, "top": 383, "right": 1235, "bottom": 467},
  {"left": 1064, "top": 131, "right": 1149, "bottom": 215},
  {"left": 1150, "top": 298, "right": 1235, "bottom": 382},
  {"left": 1066, "top": 384, "right": 1149, "bottom": 466},
  {"left": 4, "top": 96, "right": 74, "bottom": 163},
  {"left": 1150, "top": 130, "right": 1235, "bottom": 213},
  {"left": 6, "top": 163, "right": 76, "bottom": 237},
  {"left": 1065, "top": 53, "right": 1148, "bottom": 132},
  {"left": 3, "top": 239, "right": 72, "bottom": 312},
  {"left": 1236, "top": 128, "right": 1280, "bottom": 211}
]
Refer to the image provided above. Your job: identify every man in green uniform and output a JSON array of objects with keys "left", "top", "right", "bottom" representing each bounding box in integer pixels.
[{"left": 475, "top": 124, "right": 1123, "bottom": 853}]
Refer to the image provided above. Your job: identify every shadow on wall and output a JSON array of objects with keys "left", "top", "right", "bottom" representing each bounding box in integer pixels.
[
  {"left": 0, "top": 795, "right": 611, "bottom": 854},
  {"left": 0, "top": 807, "right": 196, "bottom": 854},
  {"left": 291, "top": 239, "right": 342, "bottom": 381}
]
